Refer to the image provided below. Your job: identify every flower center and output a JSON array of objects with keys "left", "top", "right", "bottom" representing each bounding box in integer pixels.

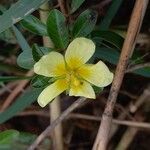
[
  {"left": 66, "top": 70, "right": 82, "bottom": 87},
  {"left": 72, "top": 76, "right": 80, "bottom": 86}
]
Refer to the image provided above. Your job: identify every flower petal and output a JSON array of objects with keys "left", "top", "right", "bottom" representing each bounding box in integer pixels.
[
  {"left": 38, "top": 79, "right": 68, "bottom": 107},
  {"left": 34, "top": 52, "right": 66, "bottom": 77},
  {"left": 78, "top": 61, "right": 113, "bottom": 87},
  {"left": 65, "top": 37, "right": 95, "bottom": 69},
  {"left": 69, "top": 81, "right": 95, "bottom": 99}
]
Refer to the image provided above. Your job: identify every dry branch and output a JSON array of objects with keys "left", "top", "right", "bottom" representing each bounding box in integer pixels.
[
  {"left": 92, "top": 0, "right": 149, "bottom": 149},
  {"left": 39, "top": 3, "right": 63, "bottom": 150},
  {"left": 28, "top": 97, "right": 86, "bottom": 150}
]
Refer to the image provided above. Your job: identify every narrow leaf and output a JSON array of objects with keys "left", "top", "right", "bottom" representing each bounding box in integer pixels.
[
  {"left": 12, "top": 25, "right": 35, "bottom": 69},
  {"left": 95, "top": 47, "right": 150, "bottom": 78},
  {"left": 21, "top": 15, "right": 48, "bottom": 36},
  {"left": 0, "top": 5, "right": 16, "bottom": 44},
  {"left": 72, "top": 9, "right": 97, "bottom": 38},
  {"left": 31, "top": 75, "right": 51, "bottom": 88},
  {"left": 0, "top": 76, "right": 32, "bottom": 82},
  {"left": 0, "top": 0, "right": 49, "bottom": 33},
  {"left": 32, "top": 44, "right": 53, "bottom": 62},
  {"left": 0, "top": 88, "right": 43, "bottom": 124},
  {"left": 91, "top": 30, "right": 124, "bottom": 50},
  {"left": 133, "top": 67, "right": 150, "bottom": 78},
  {"left": 94, "top": 47, "right": 119, "bottom": 65},
  {"left": 99, "top": 0, "right": 123, "bottom": 30},
  {"left": 47, "top": 9, "right": 69, "bottom": 49}
]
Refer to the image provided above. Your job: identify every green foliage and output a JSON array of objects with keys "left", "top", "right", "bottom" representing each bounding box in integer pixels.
[
  {"left": 0, "top": 88, "right": 43, "bottom": 124},
  {"left": 0, "top": 28, "right": 16, "bottom": 44},
  {"left": 0, "top": 0, "right": 49, "bottom": 34},
  {"left": 99, "top": 0, "right": 124, "bottom": 30},
  {"left": 0, "top": 0, "right": 149, "bottom": 126},
  {"left": 21, "top": 15, "right": 48, "bottom": 36},
  {"left": 94, "top": 47, "right": 119, "bottom": 65},
  {"left": 47, "top": 9, "right": 69, "bottom": 49},
  {"left": 0, "top": 5, "right": 17, "bottom": 44},
  {"left": 133, "top": 68, "right": 150, "bottom": 78},
  {"left": 0, "top": 130, "right": 51, "bottom": 150},
  {"left": 70, "top": 0, "right": 85, "bottom": 14},
  {"left": 12, "top": 26, "right": 35, "bottom": 69},
  {"left": 92, "top": 31, "right": 124, "bottom": 50},
  {"left": 0, "top": 76, "right": 32, "bottom": 82},
  {"left": 0, "top": 130, "right": 19, "bottom": 149},
  {"left": 31, "top": 75, "right": 51, "bottom": 88},
  {"left": 93, "top": 86, "right": 104, "bottom": 94},
  {"left": 32, "top": 44, "right": 53, "bottom": 62},
  {"left": 72, "top": 9, "right": 98, "bottom": 38},
  {"left": 0, "top": 130, "right": 19, "bottom": 144},
  {"left": 95, "top": 47, "right": 150, "bottom": 78}
]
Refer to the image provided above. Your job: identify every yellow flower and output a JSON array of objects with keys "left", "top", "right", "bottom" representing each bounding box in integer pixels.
[{"left": 34, "top": 37, "right": 113, "bottom": 107}]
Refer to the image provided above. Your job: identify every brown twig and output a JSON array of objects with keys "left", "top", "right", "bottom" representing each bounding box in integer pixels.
[
  {"left": 39, "top": 3, "right": 63, "bottom": 150},
  {"left": 50, "top": 96, "right": 63, "bottom": 150},
  {"left": 18, "top": 111, "right": 150, "bottom": 129},
  {"left": 0, "top": 82, "right": 17, "bottom": 96},
  {"left": 129, "top": 85, "right": 150, "bottom": 113},
  {"left": 18, "top": 110, "right": 49, "bottom": 117},
  {"left": 126, "top": 62, "right": 150, "bottom": 73},
  {"left": 28, "top": 97, "right": 86, "bottom": 150},
  {"left": 0, "top": 70, "right": 33, "bottom": 112},
  {"left": 91, "top": 0, "right": 112, "bottom": 9},
  {"left": 69, "top": 113, "right": 150, "bottom": 129},
  {"left": 115, "top": 123, "right": 141, "bottom": 150},
  {"left": 92, "top": 0, "right": 149, "bottom": 149},
  {"left": 115, "top": 86, "right": 150, "bottom": 150},
  {"left": 58, "top": 0, "right": 67, "bottom": 16},
  {"left": 108, "top": 87, "right": 149, "bottom": 143}
]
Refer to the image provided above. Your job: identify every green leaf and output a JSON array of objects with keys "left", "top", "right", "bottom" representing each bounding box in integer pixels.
[
  {"left": 31, "top": 75, "right": 51, "bottom": 88},
  {"left": 0, "top": 28, "right": 17, "bottom": 44},
  {"left": 95, "top": 47, "right": 150, "bottom": 78},
  {"left": 93, "top": 86, "right": 103, "bottom": 94},
  {"left": 0, "top": 0, "right": 49, "bottom": 34},
  {"left": 99, "top": 0, "right": 123, "bottom": 30},
  {"left": 0, "top": 130, "right": 19, "bottom": 150},
  {"left": 72, "top": 9, "right": 98, "bottom": 38},
  {"left": 0, "top": 88, "right": 43, "bottom": 124},
  {"left": 0, "top": 76, "right": 32, "bottom": 82},
  {"left": 0, "top": 130, "right": 51, "bottom": 150},
  {"left": 0, "top": 5, "right": 6, "bottom": 14},
  {"left": 0, "top": 5, "right": 17, "bottom": 44},
  {"left": 12, "top": 25, "right": 35, "bottom": 69},
  {"left": 47, "top": 9, "right": 69, "bottom": 49},
  {"left": 16, "top": 132, "right": 36, "bottom": 145},
  {"left": 17, "top": 52, "right": 35, "bottom": 69},
  {"left": 0, "top": 130, "right": 19, "bottom": 145},
  {"left": 70, "top": 0, "right": 85, "bottom": 14},
  {"left": 21, "top": 15, "right": 48, "bottom": 36},
  {"left": 15, "top": 131, "right": 51, "bottom": 150},
  {"left": 91, "top": 31, "right": 124, "bottom": 50},
  {"left": 32, "top": 44, "right": 53, "bottom": 62},
  {"left": 133, "top": 67, "right": 150, "bottom": 78},
  {"left": 94, "top": 47, "right": 119, "bottom": 65}
]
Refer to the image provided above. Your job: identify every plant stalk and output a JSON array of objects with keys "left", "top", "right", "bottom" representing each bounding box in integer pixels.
[{"left": 39, "top": 3, "right": 63, "bottom": 150}]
